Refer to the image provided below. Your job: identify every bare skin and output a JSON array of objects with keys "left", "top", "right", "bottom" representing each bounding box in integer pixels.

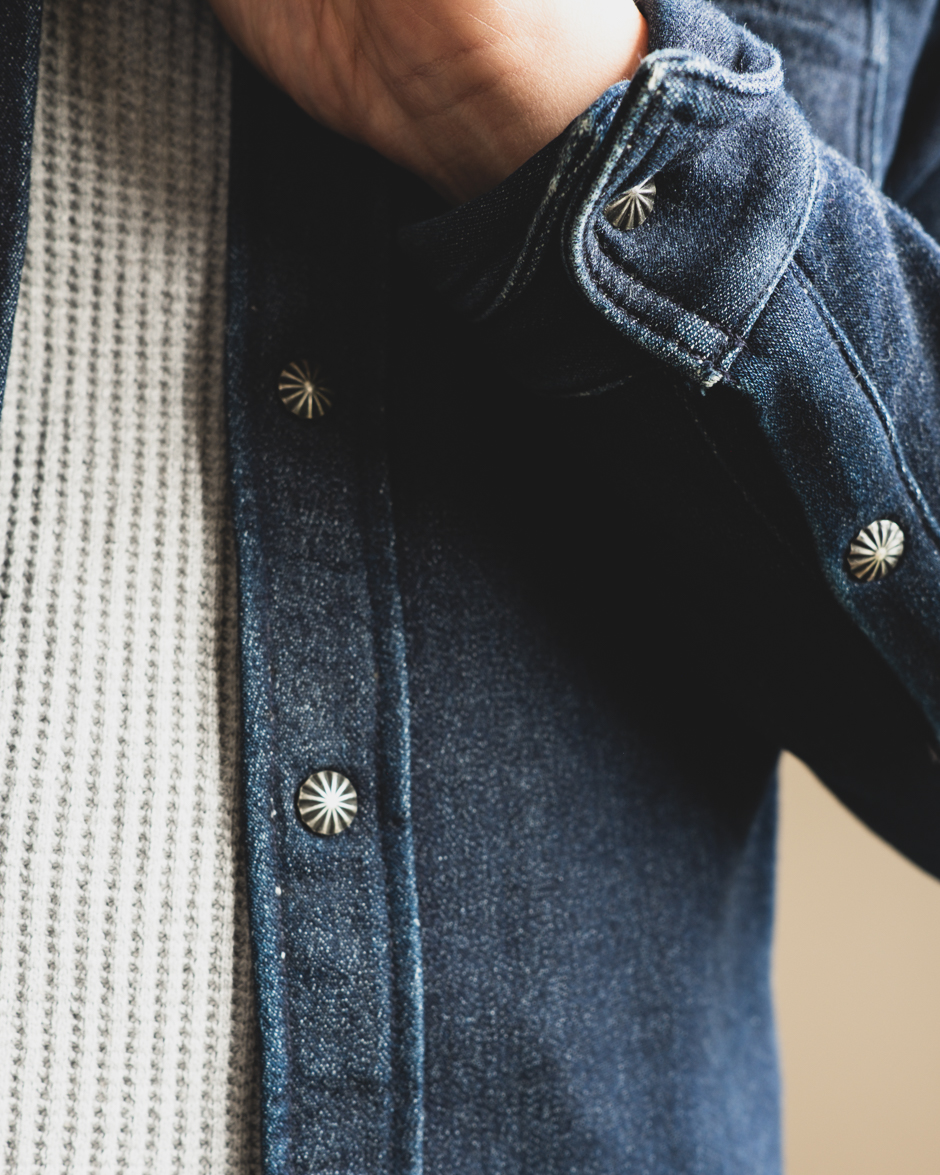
[{"left": 207, "top": 0, "right": 648, "bottom": 203}]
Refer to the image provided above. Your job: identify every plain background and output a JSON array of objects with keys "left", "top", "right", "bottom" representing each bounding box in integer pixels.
[{"left": 774, "top": 753, "right": 940, "bottom": 1174}]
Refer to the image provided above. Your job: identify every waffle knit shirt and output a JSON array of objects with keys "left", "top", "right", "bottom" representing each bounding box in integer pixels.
[{"left": 0, "top": 0, "right": 261, "bottom": 1168}]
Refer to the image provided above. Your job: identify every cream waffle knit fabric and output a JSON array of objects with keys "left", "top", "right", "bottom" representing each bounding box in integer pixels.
[{"left": 0, "top": 0, "right": 261, "bottom": 1169}]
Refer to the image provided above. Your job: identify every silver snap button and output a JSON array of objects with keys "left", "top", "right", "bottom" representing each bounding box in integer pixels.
[
  {"left": 279, "top": 360, "right": 333, "bottom": 419},
  {"left": 297, "top": 771, "right": 358, "bottom": 835},
  {"left": 604, "top": 178, "right": 656, "bottom": 230},
  {"left": 846, "top": 519, "right": 905, "bottom": 582}
]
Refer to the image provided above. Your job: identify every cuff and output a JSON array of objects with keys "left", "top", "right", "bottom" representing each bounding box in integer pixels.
[{"left": 399, "top": 0, "right": 819, "bottom": 391}]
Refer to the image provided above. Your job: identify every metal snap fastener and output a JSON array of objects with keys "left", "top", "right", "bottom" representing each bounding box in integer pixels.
[
  {"left": 297, "top": 771, "right": 358, "bottom": 835},
  {"left": 604, "top": 178, "right": 656, "bottom": 230},
  {"left": 279, "top": 360, "right": 333, "bottom": 419},
  {"left": 846, "top": 519, "right": 905, "bottom": 582}
]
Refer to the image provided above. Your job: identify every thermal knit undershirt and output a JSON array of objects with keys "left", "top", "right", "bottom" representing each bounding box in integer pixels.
[{"left": 0, "top": 0, "right": 262, "bottom": 1170}]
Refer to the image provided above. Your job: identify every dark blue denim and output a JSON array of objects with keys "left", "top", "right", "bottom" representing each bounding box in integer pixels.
[
  {"left": 0, "top": 0, "right": 42, "bottom": 421},
  {"left": 225, "top": 79, "right": 424, "bottom": 1173},
  {"left": 404, "top": 0, "right": 940, "bottom": 877},
  {"left": 2, "top": 0, "right": 940, "bottom": 1172}
]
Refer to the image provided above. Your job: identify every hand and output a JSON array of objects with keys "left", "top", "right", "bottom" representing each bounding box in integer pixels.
[{"left": 208, "top": 0, "right": 648, "bottom": 203}]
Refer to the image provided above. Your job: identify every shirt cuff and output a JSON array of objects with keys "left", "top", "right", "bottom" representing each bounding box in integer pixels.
[{"left": 399, "top": 0, "right": 818, "bottom": 392}]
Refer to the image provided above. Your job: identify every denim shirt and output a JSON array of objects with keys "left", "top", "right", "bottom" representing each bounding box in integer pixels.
[{"left": 2, "top": 0, "right": 940, "bottom": 1172}]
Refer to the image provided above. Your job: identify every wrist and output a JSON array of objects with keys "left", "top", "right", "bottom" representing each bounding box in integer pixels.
[{"left": 408, "top": 1, "right": 648, "bottom": 204}]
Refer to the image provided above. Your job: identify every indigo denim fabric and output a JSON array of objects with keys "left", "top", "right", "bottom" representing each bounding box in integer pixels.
[
  {"left": 2, "top": 0, "right": 940, "bottom": 1172},
  {"left": 226, "top": 74, "right": 424, "bottom": 1174},
  {"left": 0, "top": 0, "right": 42, "bottom": 420},
  {"left": 404, "top": 0, "right": 940, "bottom": 877}
]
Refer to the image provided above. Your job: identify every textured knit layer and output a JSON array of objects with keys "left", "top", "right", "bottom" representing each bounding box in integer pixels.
[{"left": 0, "top": 0, "right": 261, "bottom": 1170}]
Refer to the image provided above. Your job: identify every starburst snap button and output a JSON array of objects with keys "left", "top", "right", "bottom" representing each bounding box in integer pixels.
[
  {"left": 296, "top": 771, "right": 358, "bottom": 835},
  {"left": 604, "top": 178, "right": 656, "bottom": 230},
  {"left": 846, "top": 519, "right": 905, "bottom": 582},
  {"left": 278, "top": 360, "right": 333, "bottom": 419}
]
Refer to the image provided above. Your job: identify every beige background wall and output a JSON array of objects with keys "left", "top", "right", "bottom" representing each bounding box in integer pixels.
[{"left": 773, "top": 753, "right": 940, "bottom": 1174}]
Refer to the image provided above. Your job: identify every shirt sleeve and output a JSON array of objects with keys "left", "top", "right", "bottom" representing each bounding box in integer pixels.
[{"left": 400, "top": 0, "right": 940, "bottom": 873}]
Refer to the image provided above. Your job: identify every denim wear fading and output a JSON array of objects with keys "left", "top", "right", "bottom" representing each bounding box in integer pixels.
[
  {"left": 404, "top": 0, "right": 940, "bottom": 879},
  {"left": 199, "top": 0, "right": 940, "bottom": 1170},
  {"left": 1, "top": 0, "right": 940, "bottom": 1172}
]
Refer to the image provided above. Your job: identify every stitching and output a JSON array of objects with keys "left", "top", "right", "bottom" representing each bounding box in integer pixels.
[
  {"left": 593, "top": 231, "right": 736, "bottom": 338},
  {"left": 584, "top": 79, "right": 675, "bottom": 223},
  {"left": 675, "top": 387, "right": 817, "bottom": 573},
  {"left": 357, "top": 449, "right": 425, "bottom": 1175},
  {"left": 476, "top": 96, "right": 621, "bottom": 320},
  {"left": 791, "top": 260, "right": 940, "bottom": 556},
  {"left": 717, "top": 142, "right": 822, "bottom": 376},
  {"left": 484, "top": 45, "right": 784, "bottom": 319},
  {"left": 568, "top": 57, "right": 819, "bottom": 390},
  {"left": 722, "top": 0, "right": 865, "bottom": 42},
  {"left": 582, "top": 243, "right": 727, "bottom": 377},
  {"left": 229, "top": 424, "right": 298, "bottom": 1173},
  {"left": 642, "top": 49, "right": 784, "bottom": 98},
  {"left": 254, "top": 503, "right": 299, "bottom": 1175},
  {"left": 862, "top": 0, "right": 889, "bottom": 182}
]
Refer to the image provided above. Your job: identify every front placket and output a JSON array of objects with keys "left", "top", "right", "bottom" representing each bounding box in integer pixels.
[{"left": 224, "top": 57, "right": 424, "bottom": 1175}]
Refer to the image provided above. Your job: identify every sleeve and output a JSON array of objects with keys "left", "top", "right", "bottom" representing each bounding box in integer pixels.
[
  {"left": 884, "top": 8, "right": 940, "bottom": 238},
  {"left": 400, "top": 0, "right": 940, "bottom": 875}
]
